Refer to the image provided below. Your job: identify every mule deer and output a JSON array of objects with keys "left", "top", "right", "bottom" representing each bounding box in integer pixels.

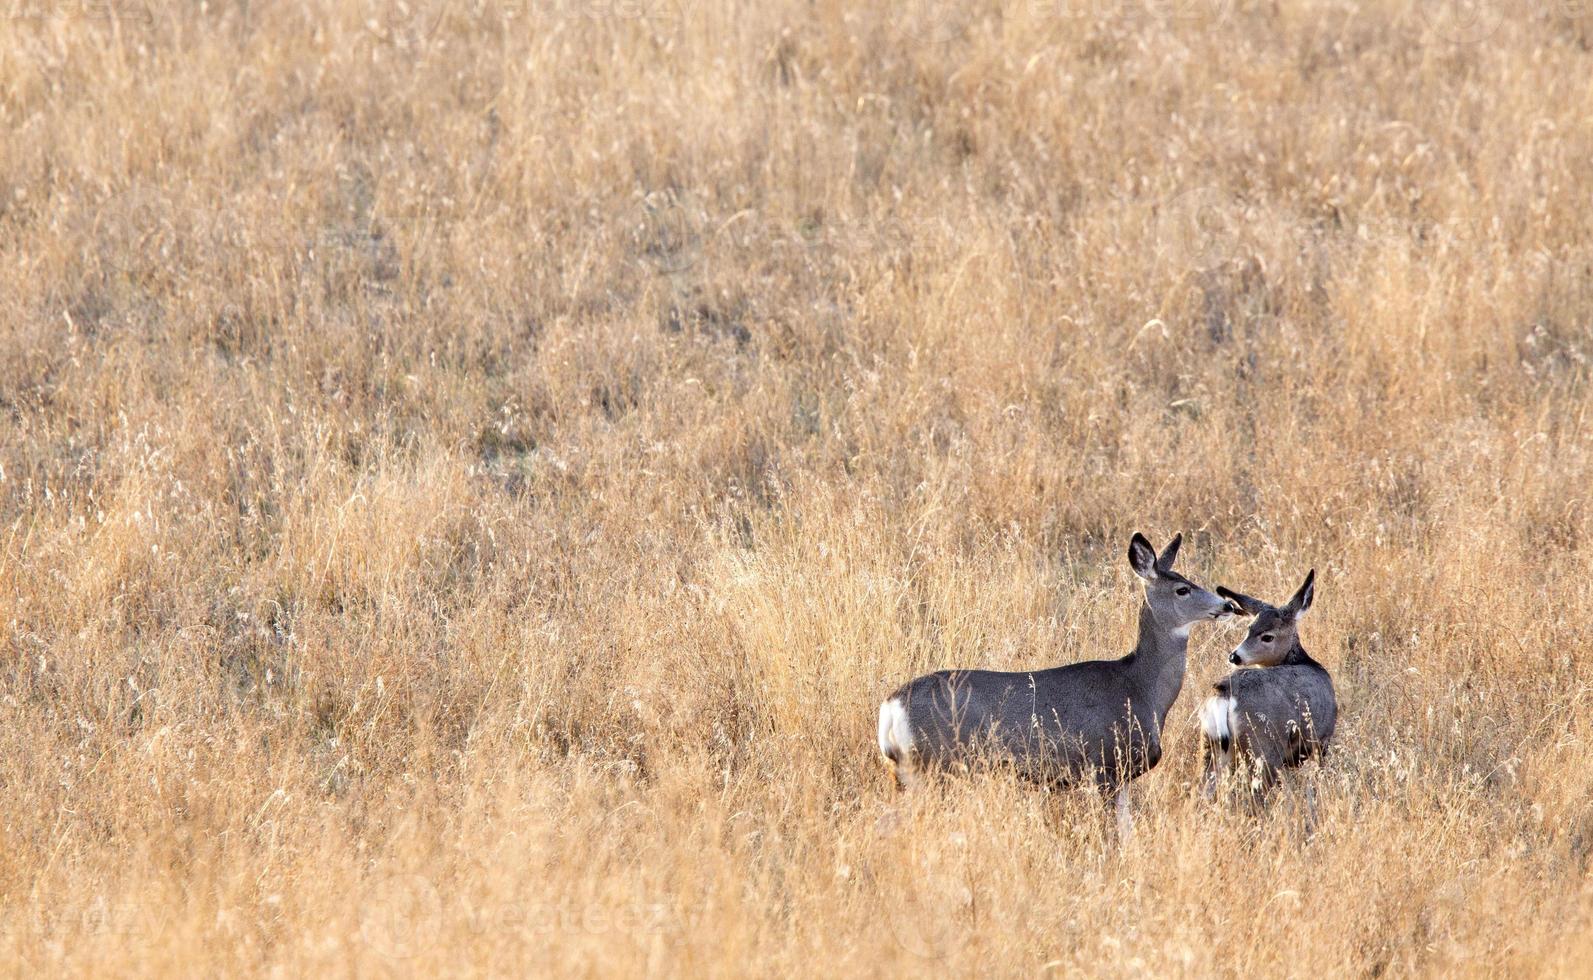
[
  {"left": 1199, "top": 570, "right": 1337, "bottom": 808},
  {"left": 878, "top": 532, "right": 1238, "bottom": 832}
]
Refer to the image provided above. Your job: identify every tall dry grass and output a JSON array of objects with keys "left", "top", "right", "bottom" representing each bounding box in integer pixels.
[{"left": 2, "top": 0, "right": 1592, "bottom": 975}]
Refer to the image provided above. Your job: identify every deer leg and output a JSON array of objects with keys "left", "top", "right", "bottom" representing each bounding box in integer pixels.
[
  {"left": 1301, "top": 776, "right": 1320, "bottom": 838},
  {"left": 1200, "top": 737, "right": 1227, "bottom": 802},
  {"left": 1114, "top": 784, "right": 1134, "bottom": 841},
  {"left": 1243, "top": 757, "right": 1278, "bottom": 813},
  {"left": 891, "top": 759, "right": 911, "bottom": 793}
]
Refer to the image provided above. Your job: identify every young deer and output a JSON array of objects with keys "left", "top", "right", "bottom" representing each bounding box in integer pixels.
[
  {"left": 878, "top": 533, "right": 1238, "bottom": 832},
  {"left": 1198, "top": 570, "right": 1337, "bottom": 807}
]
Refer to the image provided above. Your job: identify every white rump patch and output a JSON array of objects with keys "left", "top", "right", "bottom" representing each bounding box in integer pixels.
[
  {"left": 877, "top": 697, "right": 915, "bottom": 765},
  {"left": 1199, "top": 695, "right": 1237, "bottom": 754}
]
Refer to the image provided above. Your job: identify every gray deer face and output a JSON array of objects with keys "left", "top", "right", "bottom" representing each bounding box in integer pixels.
[
  {"left": 1128, "top": 533, "right": 1238, "bottom": 633},
  {"left": 1216, "top": 570, "right": 1315, "bottom": 666}
]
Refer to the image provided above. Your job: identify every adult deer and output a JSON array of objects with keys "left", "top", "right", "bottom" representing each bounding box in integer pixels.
[{"left": 878, "top": 533, "right": 1238, "bottom": 833}]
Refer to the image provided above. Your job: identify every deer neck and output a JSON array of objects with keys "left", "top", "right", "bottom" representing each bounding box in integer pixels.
[
  {"left": 1128, "top": 600, "right": 1189, "bottom": 722},
  {"left": 1282, "top": 641, "right": 1320, "bottom": 669}
]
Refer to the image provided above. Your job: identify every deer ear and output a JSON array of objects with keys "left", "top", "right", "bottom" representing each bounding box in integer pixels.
[
  {"left": 1156, "top": 533, "right": 1183, "bottom": 572},
  {"left": 1128, "top": 533, "right": 1160, "bottom": 581},
  {"left": 1284, "top": 569, "right": 1316, "bottom": 618},
  {"left": 1216, "top": 586, "right": 1268, "bottom": 617}
]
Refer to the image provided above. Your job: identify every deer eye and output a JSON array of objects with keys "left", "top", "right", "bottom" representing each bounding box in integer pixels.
[
  {"left": 1261, "top": 634, "right": 1275, "bottom": 643},
  {"left": 1175, "top": 587, "right": 1190, "bottom": 596}
]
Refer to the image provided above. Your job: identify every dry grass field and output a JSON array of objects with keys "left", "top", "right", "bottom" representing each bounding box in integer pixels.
[{"left": 3, "top": 0, "right": 1593, "bottom": 975}]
